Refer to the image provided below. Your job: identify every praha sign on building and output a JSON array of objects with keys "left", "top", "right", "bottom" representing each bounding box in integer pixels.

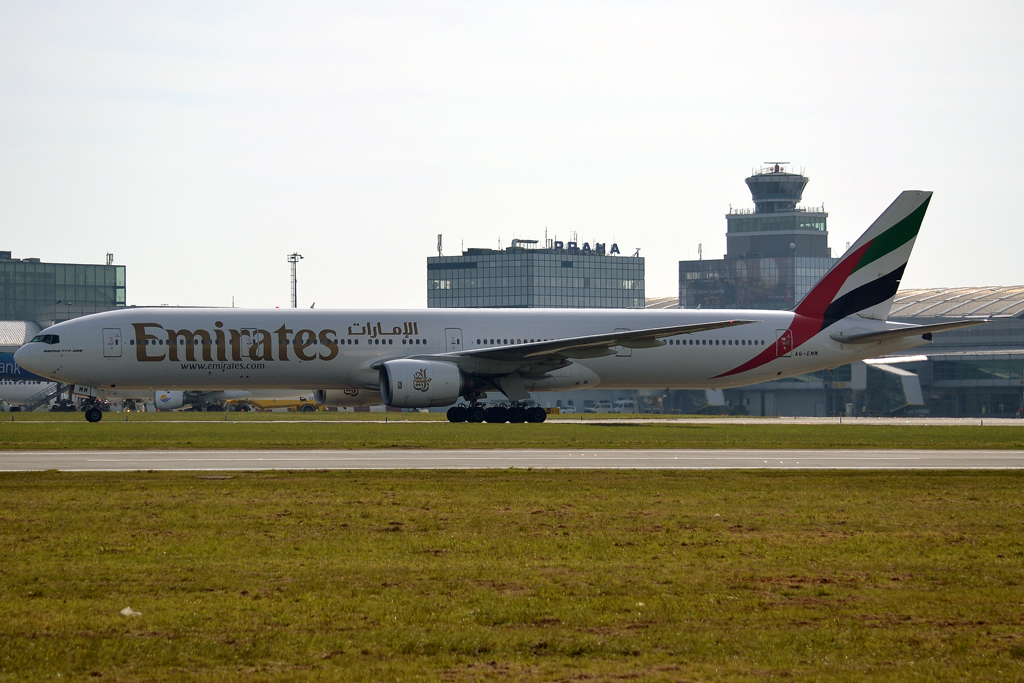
[{"left": 552, "top": 242, "right": 620, "bottom": 255}]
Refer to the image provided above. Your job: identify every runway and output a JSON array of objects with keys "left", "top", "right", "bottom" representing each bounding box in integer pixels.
[{"left": 1, "top": 448, "right": 1022, "bottom": 471}]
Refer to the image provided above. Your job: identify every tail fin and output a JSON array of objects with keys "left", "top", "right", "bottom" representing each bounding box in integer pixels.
[{"left": 795, "top": 190, "right": 932, "bottom": 324}]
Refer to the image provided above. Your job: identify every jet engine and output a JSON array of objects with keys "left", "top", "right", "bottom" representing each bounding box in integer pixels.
[
  {"left": 379, "top": 359, "right": 464, "bottom": 408},
  {"left": 154, "top": 390, "right": 184, "bottom": 410},
  {"left": 314, "top": 388, "right": 382, "bottom": 408}
]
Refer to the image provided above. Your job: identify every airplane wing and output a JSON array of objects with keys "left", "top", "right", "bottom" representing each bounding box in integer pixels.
[
  {"left": 395, "top": 319, "right": 759, "bottom": 401},
  {"left": 829, "top": 320, "right": 989, "bottom": 345},
  {"left": 398, "top": 319, "right": 758, "bottom": 375},
  {"left": 451, "top": 319, "right": 760, "bottom": 362}
]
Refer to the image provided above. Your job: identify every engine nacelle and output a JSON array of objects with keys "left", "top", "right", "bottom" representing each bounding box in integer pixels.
[
  {"left": 379, "top": 360, "right": 464, "bottom": 408},
  {"left": 154, "top": 390, "right": 184, "bottom": 410},
  {"left": 314, "top": 388, "right": 382, "bottom": 408}
]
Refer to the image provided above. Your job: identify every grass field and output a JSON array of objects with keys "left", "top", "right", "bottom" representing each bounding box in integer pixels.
[
  {"left": 3, "top": 418, "right": 1024, "bottom": 451},
  {"left": 1, "top": 469, "right": 1022, "bottom": 681}
]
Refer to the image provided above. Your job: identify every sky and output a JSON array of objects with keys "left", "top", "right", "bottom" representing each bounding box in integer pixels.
[{"left": 1, "top": 1, "right": 1022, "bottom": 309}]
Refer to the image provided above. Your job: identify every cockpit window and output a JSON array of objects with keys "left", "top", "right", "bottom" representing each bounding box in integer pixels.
[{"left": 29, "top": 334, "right": 60, "bottom": 345}]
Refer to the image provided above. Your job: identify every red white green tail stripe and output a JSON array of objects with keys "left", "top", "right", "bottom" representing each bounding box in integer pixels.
[{"left": 716, "top": 191, "right": 932, "bottom": 379}]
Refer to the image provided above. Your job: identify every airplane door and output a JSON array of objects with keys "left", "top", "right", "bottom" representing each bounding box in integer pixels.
[
  {"left": 615, "top": 328, "right": 631, "bottom": 357},
  {"left": 775, "top": 329, "right": 793, "bottom": 357},
  {"left": 102, "top": 328, "right": 122, "bottom": 357},
  {"left": 445, "top": 328, "right": 463, "bottom": 353}
]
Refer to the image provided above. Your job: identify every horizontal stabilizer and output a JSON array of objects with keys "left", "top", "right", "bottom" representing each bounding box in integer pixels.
[{"left": 830, "top": 320, "right": 989, "bottom": 345}]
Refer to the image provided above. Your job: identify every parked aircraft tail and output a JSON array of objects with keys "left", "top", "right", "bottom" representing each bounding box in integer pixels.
[{"left": 794, "top": 190, "right": 932, "bottom": 325}]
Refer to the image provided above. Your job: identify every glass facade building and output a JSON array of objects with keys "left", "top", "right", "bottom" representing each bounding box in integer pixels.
[
  {"left": 428, "top": 242, "right": 644, "bottom": 308},
  {"left": 679, "top": 165, "right": 837, "bottom": 310},
  {"left": 680, "top": 256, "right": 836, "bottom": 309},
  {"left": 0, "top": 251, "right": 126, "bottom": 323}
]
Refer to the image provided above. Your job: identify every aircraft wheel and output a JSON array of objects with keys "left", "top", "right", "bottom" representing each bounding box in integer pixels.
[
  {"left": 85, "top": 407, "right": 103, "bottom": 423},
  {"left": 467, "top": 406, "right": 485, "bottom": 423},
  {"left": 447, "top": 406, "right": 467, "bottom": 423},
  {"left": 485, "top": 406, "right": 509, "bottom": 423},
  {"left": 509, "top": 407, "right": 527, "bottom": 423},
  {"left": 526, "top": 407, "right": 547, "bottom": 423}
]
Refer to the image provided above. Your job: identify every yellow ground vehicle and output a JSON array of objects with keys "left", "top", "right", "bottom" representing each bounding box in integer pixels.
[{"left": 225, "top": 398, "right": 324, "bottom": 412}]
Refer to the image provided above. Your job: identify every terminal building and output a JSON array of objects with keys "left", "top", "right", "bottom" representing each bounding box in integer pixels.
[
  {"left": 1, "top": 250, "right": 126, "bottom": 326},
  {"left": 714, "top": 288, "right": 1024, "bottom": 418},
  {"left": 679, "top": 164, "right": 837, "bottom": 309},
  {"left": 427, "top": 238, "right": 644, "bottom": 309},
  {"left": 669, "top": 166, "right": 1023, "bottom": 418}
]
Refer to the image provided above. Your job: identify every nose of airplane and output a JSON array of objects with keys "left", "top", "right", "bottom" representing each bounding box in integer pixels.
[{"left": 14, "top": 343, "right": 44, "bottom": 376}]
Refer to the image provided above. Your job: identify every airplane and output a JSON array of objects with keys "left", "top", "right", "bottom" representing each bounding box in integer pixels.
[
  {"left": 15, "top": 191, "right": 986, "bottom": 424},
  {"left": 0, "top": 378, "right": 59, "bottom": 409}
]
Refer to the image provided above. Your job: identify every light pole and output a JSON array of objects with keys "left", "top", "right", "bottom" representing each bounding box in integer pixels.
[{"left": 287, "top": 253, "right": 303, "bottom": 308}]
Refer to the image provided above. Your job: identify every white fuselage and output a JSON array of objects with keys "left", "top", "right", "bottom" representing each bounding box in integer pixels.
[
  {"left": 0, "top": 378, "right": 56, "bottom": 406},
  {"left": 14, "top": 307, "right": 928, "bottom": 396}
]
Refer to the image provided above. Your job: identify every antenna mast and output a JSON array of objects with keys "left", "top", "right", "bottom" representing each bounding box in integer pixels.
[
  {"left": 287, "top": 253, "right": 303, "bottom": 308},
  {"left": 437, "top": 234, "right": 443, "bottom": 257}
]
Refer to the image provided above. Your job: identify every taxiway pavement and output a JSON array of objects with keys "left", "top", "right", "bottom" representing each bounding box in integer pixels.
[{"left": 1, "top": 448, "right": 1022, "bottom": 471}]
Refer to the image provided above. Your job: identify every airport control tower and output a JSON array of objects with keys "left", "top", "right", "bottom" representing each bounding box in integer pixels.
[
  {"left": 725, "top": 164, "right": 830, "bottom": 260},
  {"left": 679, "top": 164, "right": 837, "bottom": 309}
]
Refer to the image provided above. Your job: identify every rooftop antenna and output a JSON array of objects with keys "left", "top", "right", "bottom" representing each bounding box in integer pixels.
[
  {"left": 698, "top": 243, "right": 702, "bottom": 261},
  {"left": 105, "top": 253, "right": 114, "bottom": 266},
  {"left": 437, "top": 234, "right": 443, "bottom": 257},
  {"left": 764, "top": 161, "right": 790, "bottom": 173},
  {"left": 633, "top": 247, "right": 641, "bottom": 258},
  {"left": 287, "top": 253, "right": 303, "bottom": 308}
]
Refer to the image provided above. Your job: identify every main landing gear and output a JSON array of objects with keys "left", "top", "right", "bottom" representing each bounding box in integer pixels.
[{"left": 446, "top": 404, "right": 546, "bottom": 424}]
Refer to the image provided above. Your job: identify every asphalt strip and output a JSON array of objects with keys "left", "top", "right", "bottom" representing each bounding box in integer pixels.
[{"left": 1, "top": 448, "right": 1022, "bottom": 471}]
